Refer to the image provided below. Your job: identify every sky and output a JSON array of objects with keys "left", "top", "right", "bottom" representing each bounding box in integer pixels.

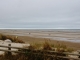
[{"left": 0, "top": 0, "right": 80, "bottom": 29}]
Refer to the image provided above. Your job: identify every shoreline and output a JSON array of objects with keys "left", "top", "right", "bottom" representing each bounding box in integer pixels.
[{"left": 1, "top": 33, "right": 80, "bottom": 43}]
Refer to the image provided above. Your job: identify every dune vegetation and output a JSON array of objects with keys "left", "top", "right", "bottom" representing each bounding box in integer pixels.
[
  {"left": 0, "top": 34, "right": 24, "bottom": 43},
  {"left": 0, "top": 34, "right": 74, "bottom": 60}
]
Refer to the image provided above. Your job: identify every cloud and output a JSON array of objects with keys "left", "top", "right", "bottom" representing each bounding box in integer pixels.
[{"left": 0, "top": 0, "right": 80, "bottom": 29}]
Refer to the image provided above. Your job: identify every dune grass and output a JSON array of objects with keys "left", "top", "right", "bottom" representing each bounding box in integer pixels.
[
  {"left": 0, "top": 34, "right": 24, "bottom": 43},
  {"left": 0, "top": 40, "right": 74, "bottom": 60},
  {"left": 0, "top": 34, "right": 74, "bottom": 60}
]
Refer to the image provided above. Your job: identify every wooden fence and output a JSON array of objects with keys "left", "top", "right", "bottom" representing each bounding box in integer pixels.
[{"left": 0, "top": 44, "right": 80, "bottom": 60}]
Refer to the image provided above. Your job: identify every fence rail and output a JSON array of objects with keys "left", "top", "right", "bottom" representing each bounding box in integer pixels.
[
  {"left": 0, "top": 44, "right": 28, "bottom": 50},
  {"left": 0, "top": 44, "right": 80, "bottom": 60}
]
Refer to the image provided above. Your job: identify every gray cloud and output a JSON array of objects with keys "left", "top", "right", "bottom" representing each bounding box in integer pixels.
[{"left": 0, "top": 0, "right": 80, "bottom": 29}]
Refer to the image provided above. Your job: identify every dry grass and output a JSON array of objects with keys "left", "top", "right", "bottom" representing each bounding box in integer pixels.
[
  {"left": 0, "top": 34, "right": 74, "bottom": 60},
  {"left": 0, "top": 41, "right": 73, "bottom": 60},
  {"left": 43, "top": 41, "right": 52, "bottom": 50},
  {"left": 0, "top": 34, "right": 24, "bottom": 43}
]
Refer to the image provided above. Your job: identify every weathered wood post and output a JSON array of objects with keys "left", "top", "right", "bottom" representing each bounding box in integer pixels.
[{"left": 8, "top": 44, "right": 12, "bottom": 55}]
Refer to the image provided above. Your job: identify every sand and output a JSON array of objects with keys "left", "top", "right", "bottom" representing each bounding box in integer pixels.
[{"left": 0, "top": 29, "right": 80, "bottom": 50}]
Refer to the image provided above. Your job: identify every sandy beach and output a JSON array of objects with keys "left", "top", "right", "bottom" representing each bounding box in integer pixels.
[{"left": 0, "top": 29, "right": 80, "bottom": 50}]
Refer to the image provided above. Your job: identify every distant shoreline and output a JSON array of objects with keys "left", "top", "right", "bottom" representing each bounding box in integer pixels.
[{"left": 0, "top": 29, "right": 80, "bottom": 43}]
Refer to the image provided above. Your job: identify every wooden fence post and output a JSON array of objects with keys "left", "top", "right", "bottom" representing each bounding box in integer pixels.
[{"left": 8, "top": 44, "right": 12, "bottom": 55}]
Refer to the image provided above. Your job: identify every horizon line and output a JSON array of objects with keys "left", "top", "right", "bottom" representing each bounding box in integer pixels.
[{"left": 0, "top": 28, "right": 80, "bottom": 29}]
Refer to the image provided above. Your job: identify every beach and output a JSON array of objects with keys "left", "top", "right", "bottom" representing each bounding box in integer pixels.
[{"left": 0, "top": 29, "right": 80, "bottom": 50}]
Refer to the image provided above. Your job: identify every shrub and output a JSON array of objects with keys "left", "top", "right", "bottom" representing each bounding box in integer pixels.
[{"left": 43, "top": 41, "right": 52, "bottom": 50}]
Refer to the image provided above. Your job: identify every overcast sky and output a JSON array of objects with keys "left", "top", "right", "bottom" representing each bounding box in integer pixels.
[{"left": 0, "top": 0, "right": 80, "bottom": 29}]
